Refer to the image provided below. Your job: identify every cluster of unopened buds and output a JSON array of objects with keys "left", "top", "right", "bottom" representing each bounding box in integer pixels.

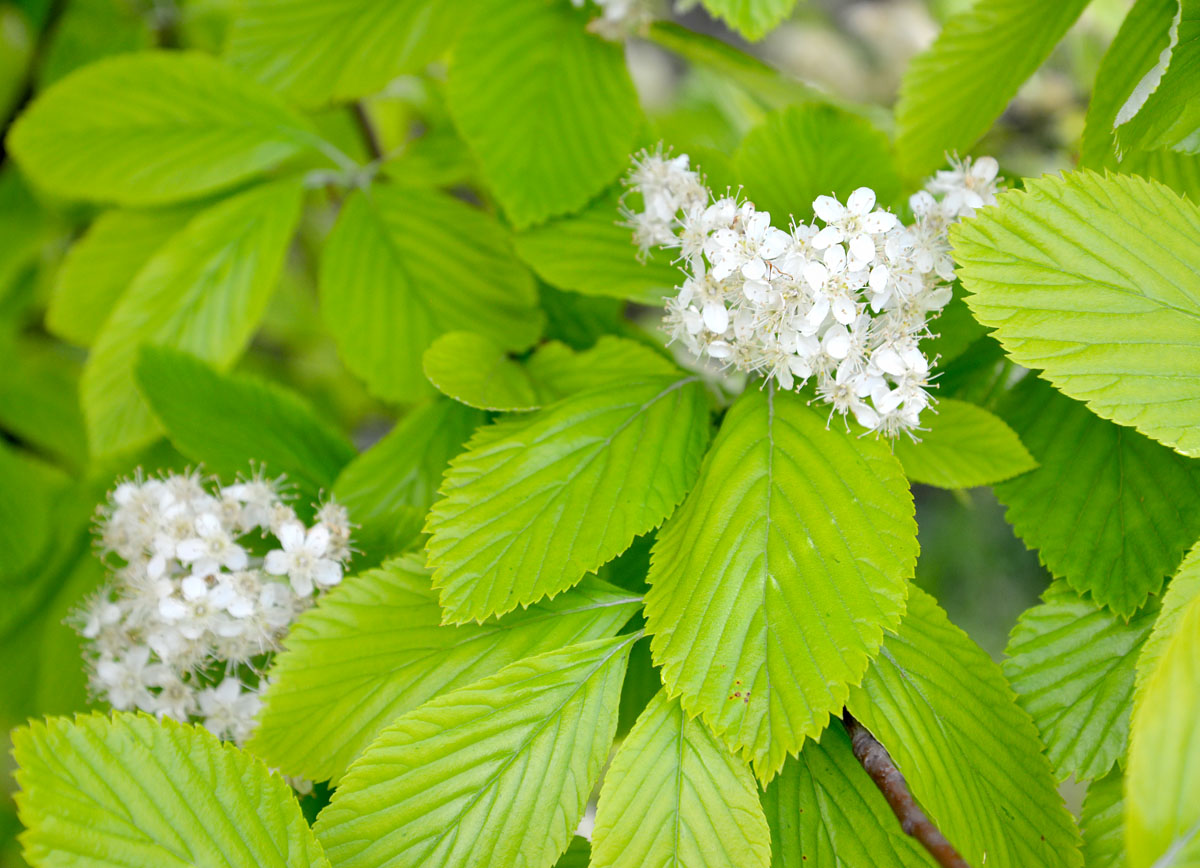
[
  {"left": 76, "top": 470, "right": 352, "bottom": 747},
  {"left": 622, "top": 147, "right": 1002, "bottom": 436}
]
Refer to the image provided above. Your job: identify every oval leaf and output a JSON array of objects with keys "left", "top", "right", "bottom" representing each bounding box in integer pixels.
[{"left": 896, "top": 397, "right": 1036, "bottom": 489}]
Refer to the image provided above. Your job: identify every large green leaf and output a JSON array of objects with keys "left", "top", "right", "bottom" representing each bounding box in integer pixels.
[
  {"left": 446, "top": 0, "right": 640, "bottom": 227},
  {"left": 426, "top": 374, "right": 711, "bottom": 624},
  {"left": 734, "top": 104, "right": 900, "bottom": 221},
  {"left": 894, "top": 0, "right": 1090, "bottom": 178},
  {"left": 697, "top": 0, "right": 797, "bottom": 41},
  {"left": 1083, "top": 771, "right": 1129, "bottom": 868},
  {"left": 13, "top": 712, "right": 329, "bottom": 868},
  {"left": 250, "top": 555, "right": 639, "bottom": 782},
  {"left": 135, "top": 346, "right": 355, "bottom": 505},
  {"left": 993, "top": 377, "right": 1200, "bottom": 616},
  {"left": 644, "top": 386, "right": 915, "bottom": 779},
  {"left": 954, "top": 170, "right": 1200, "bottom": 458},
  {"left": 762, "top": 725, "right": 938, "bottom": 868},
  {"left": 1003, "top": 581, "right": 1159, "bottom": 782},
  {"left": 319, "top": 183, "right": 541, "bottom": 403},
  {"left": 895, "top": 397, "right": 1035, "bottom": 489},
  {"left": 8, "top": 52, "right": 321, "bottom": 205},
  {"left": 846, "top": 587, "right": 1082, "bottom": 868},
  {"left": 1133, "top": 541, "right": 1200, "bottom": 715},
  {"left": 81, "top": 178, "right": 303, "bottom": 458},
  {"left": 1125, "top": 587, "right": 1200, "bottom": 867},
  {"left": 312, "top": 635, "right": 636, "bottom": 868},
  {"left": 225, "top": 0, "right": 460, "bottom": 107},
  {"left": 591, "top": 690, "right": 771, "bottom": 868}
]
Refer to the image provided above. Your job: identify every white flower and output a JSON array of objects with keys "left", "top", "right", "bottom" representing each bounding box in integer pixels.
[
  {"left": 265, "top": 522, "right": 342, "bottom": 596},
  {"left": 176, "top": 513, "right": 247, "bottom": 574},
  {"left": 197, "top": 679, "right": 262, "bottom": 743}
]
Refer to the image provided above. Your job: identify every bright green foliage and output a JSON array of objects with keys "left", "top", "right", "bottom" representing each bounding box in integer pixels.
[
  {"left": 1083, "top": 771, "right": 1129, "bottom": 868},
  {"left": 847, "top": 587, "right": 1082, "bottom": 868},
  {"left": 225, "top": 0, "right": 460, "bottom": 107},
  {"left": 1114, "top": 0, "right": 1200, "bottom": 157},
  {"left": 426, "top": 375, "right": 711, "bottom": 624},
  {"left": 735, "top": 104, "right": 900, "bottom": 221},
  {"left": 12, "top": 712, "right": 329, "bottom": 868},
  {"left": 894, "top": 397, "right": 1035, "bottom": 489},
  {"left": 644, "top": 387, "right": 915, "bottom": 779},
  {"left": 954, "top": 170, "right": 1200, "bottom": 458},
  {"left": 591, "top": 690, "right": 771, "bottom": 868},
  {"left": 1133, "top": 541, "right": 1200, "bottom": 714},
  {"left": 1125, "top": 588, "right": 1200, "bottom": 867},
  {"left": 135, "top": 347, "right": 355, "bottom": 504},
  {"left": 312, "top": 635, "right": 636, "bottom": 868},
  {"left": 446, "top": 0, "right": 640, "bottom": 227},
  {"left": 763, "top": 725, "right": 938, "bottom": 868},
  {"left": 8, "top": 52, "right": 319, "bottom": 205},
  {"left": 37, "top": 0, "right": 153, "bottom": 86},
  {"left": 48, "top": 204, "right": 197, "bottom": 346},
  {"left": 82, "top": 178, "right": 303, "bottom": 457},
  {"left": 993, "top": 377, "right": 1200, "bottom": 616},
  {"left": 423, "top": 332, "right": 543, "bottom": 412},
  {"left": 1003, "top": 581, "right": 1158, "bottom": 782},
  {"left": 250, "top": 556, "right": 639, "bottom": 782},
  {"left": 697, "top": 0, "right": 797, "bottom": 41},
  {"left": 894, "top": 0, "right": 1089, "bottom": 178},
  {"left": 513, "top": 189, "right": 681, "bottom": 305},
  {"left": 319, "top": 184, "right": 541, "bottom": 403},
  {"left": 332, "top": 400, "right": 484, "bottom": 562},
  {"left": 525, "top": 337, "right": 680, "bottom": 398},
  {"left": 0, "top": 443, "right": 68, "bottom": 584}
]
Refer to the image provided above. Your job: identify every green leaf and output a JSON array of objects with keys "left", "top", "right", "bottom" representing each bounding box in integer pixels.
[
  {"left": 1083, "top": 770, "right": 1129, "bottom": 868},
  {"left": 446, "top": 0, "right": 640, "bottom": 227},
  {"left": 847, "top": 586, "right": 1082, "bottom": 868},
  {"left": 47, "top": 204, "right": 198, "bottom": 346},
  {"left": 225, "top": 0, "right": 460, "bottom": 107},
  {"left": 954, "top": 170, "right": 1200, "bottom": 458},
  {"left": 894, "top": 0, "right": 1090, "bottom": 178},
  {"left": 524, "top": 336, "right": 680, "bottom": 398},
  {"left": 1114, "top": 0, "right": 1200, "bottom": 157},
  {"left": 423, "top": 331, "right": 543, "bottom": 412},
  {"left": 0, "top": 338, "right": 87, "bottom": 469},
  {"left": 993, "top": 377, "right": 1200, "bottom": 616},
  {"left": 734, "top": 104, "right": 901, "bottom": 222},
  {"left": 8, "top": 52, "right": 320, "bottom": 205},
  {"left": 426, "top": 374, "right": 711, "bottom": 624},
  {"left": 81, "top": 178, "right": 303, "bottom": 458},
  {"left": 1125, "top": 587, "right": 1200, "bottom": 867},
  {"left": 644, "top": 386, "right": 916, "bottom": 779},
  {"left": 0, "top": 442, "right": 69, "bottom": 584},
  {"left": 135, "top": 346, "right": 355, "bottom": 504},
  {"left": 591, "top": 690, "right": 771, "bottom": 868},
  {"left": 250, "top": 555, "right": 639, "bottom": 782},
  {"left": 312, "top": 634, "right": 636, "bottom": 868},
  {"left": 37, "top": 0, "right": 153, "bottom": 86},
  {"left": 319, "top": 184, "right": 541, "bottom": 403},
  {"left": 1003, "top": 581, "right": 1159, "bottom": 782},
  {"left": 895, "top": 397, "right": 1036, "bottom": 489},
  {"left": 1133, "top": 541, "right": 1200, "bottom": 717},
  {"left": 513, "top": 188, "right": 681, "bottom": 305},
  {"left": 13, "top": 712, "right": 330, "bottom": 868},
  {"left": 697, "top": 0, "right": 797, "bottom": 41},
  {"left": 762, "top": 725, "right": 938, "bottom": 868}
]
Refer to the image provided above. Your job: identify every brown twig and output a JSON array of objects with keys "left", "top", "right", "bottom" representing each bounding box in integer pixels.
[
  {"left": 842, "top": 712, "right": 971, "bottom": 868},
  {"left": 352, "top": 101, "right": 384, "bottom": 161}
]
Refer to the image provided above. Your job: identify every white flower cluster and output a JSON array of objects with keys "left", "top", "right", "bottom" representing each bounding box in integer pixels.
[
  {"left": 570, "top": 0, "right": 654, "bottom": 38},
  {"left": 623, "top": 148, "right": 1001, "bottom": 436},
  {"left": 77, "top": 470, "right": 351, "bottom": 745}
]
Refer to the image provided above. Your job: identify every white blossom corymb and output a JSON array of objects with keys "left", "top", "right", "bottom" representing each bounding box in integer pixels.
[
  {"left": 622, "top": 149, "right": 1002, "bottom": 436},
  {"left": 76, "top": 470, "right": 352, "bottom": 747}
]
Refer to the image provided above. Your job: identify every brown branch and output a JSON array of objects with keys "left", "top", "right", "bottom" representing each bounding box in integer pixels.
[
  {"left": 842, "top": 712, "right": 971, "bottom": 868},
  {"left": 352, "top": 102, "right": 384, "bottom": 161}
]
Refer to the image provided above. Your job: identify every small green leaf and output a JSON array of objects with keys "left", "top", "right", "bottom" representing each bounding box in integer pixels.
[
  {"left": 1003, "top": 581, "right": 1158, "bottom": 782},
  {"left": 447, "top": 0, "right": 641, "bottom": 227},
  {"left": 13, "top": 712, "right": 330, "bottom": 868},
  {"left": 993, "top": 377, "right": 1200, "bottom": 616},
  {"left": 556, "top": 837, "right": 592, "bottom": 868},
  {"left": 319, "top": 184, "right": 541, "bottom": 403},
  {"left": 426, "top": 374, "right": 711, "bottom": 624},
  {"left": 524, "top": 337, "right": 680, "bottom": 398},
  {"left": 895, "top": 397, "right": 1036, "bottom": 489},
  {"left": 645, "top": 386, "right": 915, "bottom": 779},
  {"left": 847, "top": 587, "right": 1082, "bottom": 868},
  {"left": 1083, "top": 770, "right": 1128, "bottom": 868},
  {"left": 592, "top": 690, "right": 771, "bottom": 868},
  {"left": 250, "top": 555, "right": 639, "bottom": 783},
  {"left": 8, "top": 52, "right": 320, "bottom": 204},
  {"left": 954, "top": 170, "right": 1200, "bottom": 457},
  {"left": 313, "top": 635, "right": 636, "bottom": 868},
  {"left": 81, "top": 178, "right": 304, "bottom": 458},
  {"left": 423, "top": 331, "right": 542, "bottom": 412},
  {"left": 697, "top": 0, "right": 797, "bottom": 41},
  {"left": 135, "top": 346, "right": 355, "bottom": 505}
]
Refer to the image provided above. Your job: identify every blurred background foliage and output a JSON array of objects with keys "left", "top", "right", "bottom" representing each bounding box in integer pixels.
[{"left": 0, "top": 0, "right": 1134, "bottom": 861}]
